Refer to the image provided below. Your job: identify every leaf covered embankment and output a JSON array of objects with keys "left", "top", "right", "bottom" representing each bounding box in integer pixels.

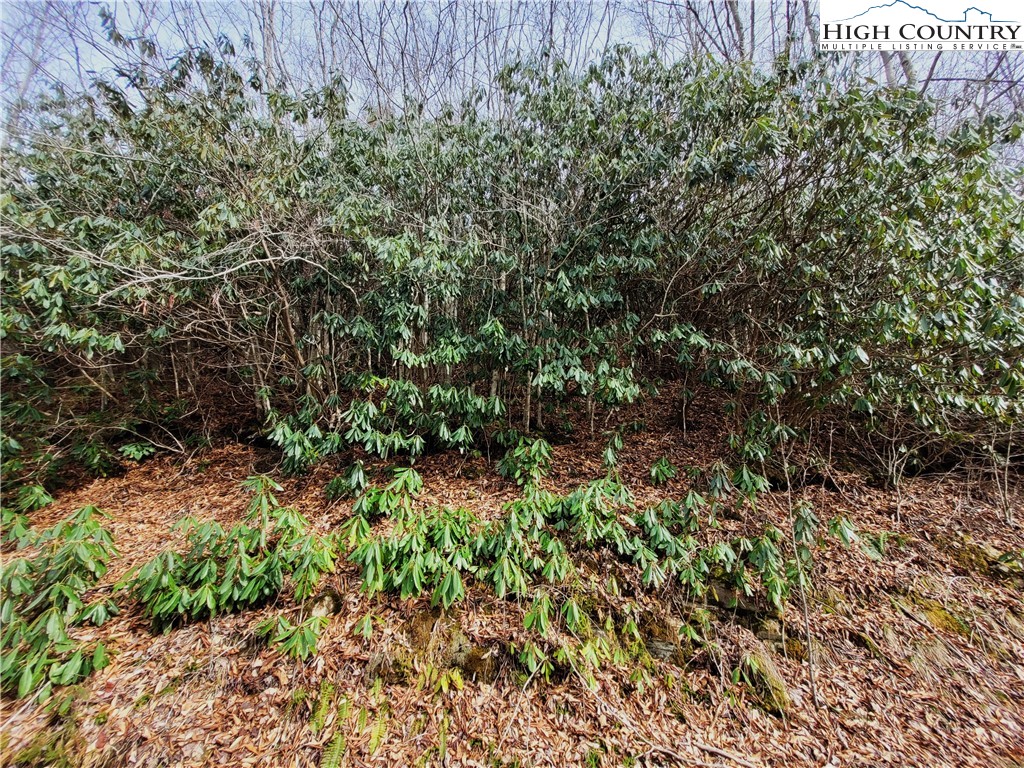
[{"left": 2, "top": 396, "right": 1022, "bottom": 767}]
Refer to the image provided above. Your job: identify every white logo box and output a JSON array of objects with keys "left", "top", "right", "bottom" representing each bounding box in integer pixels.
[{"left": 818, "top": 0, "right": 1023, "bottom": 51}]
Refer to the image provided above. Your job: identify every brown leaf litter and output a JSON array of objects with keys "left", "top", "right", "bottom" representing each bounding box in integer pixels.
[{"left": 2, "top": 396, "right": 1023, "bottom": 768}]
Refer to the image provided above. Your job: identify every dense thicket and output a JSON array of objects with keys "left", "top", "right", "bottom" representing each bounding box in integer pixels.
[{"left": 2, "top": 49, "right": 1022, "bottom": 489}]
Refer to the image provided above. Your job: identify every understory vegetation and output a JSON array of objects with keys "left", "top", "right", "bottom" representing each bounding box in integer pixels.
[
  {"left": 2, "top": 449, "right": 858, "bottom": 700},
  {"left": 1, "top": 505, "right": 117, "bottom": 699},
  {"left": 2, "top": 47, "right": 1021, "bottom": 487},
  {"left": 1, "top": 43, "right": 1022, "bottom": 715}
]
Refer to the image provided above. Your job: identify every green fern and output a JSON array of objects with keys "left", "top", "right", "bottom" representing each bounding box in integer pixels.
[
  {"left": 368, "top": 708, "right": 388, "bottom": 754},
  {"left": 336, "top": 694, "right": 351, "bottom": 723},
  {"left": 309, "top": 680, "right": 335, "bottom": 734},
  {"left": 320, "top": 732, "right": 345, "bottom": 768}
]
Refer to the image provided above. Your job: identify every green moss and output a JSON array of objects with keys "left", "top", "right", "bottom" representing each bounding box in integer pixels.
[
  {"left": 155, "top": 679, "right": 179, "bottom": 697},
  {"left": 368, "top": 643, "right": 415, "bottom": 685},
  {"left": 782, "top": 637, "right": 807, "bottom": 661},
  {"left": 9, "top": 720, "right": 83, "bottom": 768},
  {"left": 406, "top": 607, "right": 442, "bottom": 652},
  {"left": 937, "top": 535, "right": 1024, "bottom": 582},
  {"left": 447, "top": 627, "right": 471, "bottom": 664},
  {"left": 486, "top": 742, "right": 525, "bottom": 768},
  {"left": 922, "top": 602, "right": 970, "bottom": 638},
  {"left": 458, "top": 645, "right": 499, "bottom": 683},
  {"left": 666, "top": 697, "right": 689, "bottom": 723},
  {"left": 939, "top": 535, "right": 991, "bottom": 573},
  {"left": 902, "top": 593, "right": 971, "bottom": 639},
  {"left": 816, "top": 585, "right": 853, "bottom": 617},
  {"left": 740, "top": 646, "right": 791, "bottom": 715},
  {"left": 400, "top": 609, "right": 500, "bottom": 684}
]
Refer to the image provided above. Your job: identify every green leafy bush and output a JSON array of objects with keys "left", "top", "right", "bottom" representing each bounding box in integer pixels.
[
  {"left": 498, "top": 437, "right": 553, "bottom": 487},
  {"left": 2, "top": 46, "right": 1020, "bottom": 485},
  {"left": 650, "top": 457, "right": 678, "bottom": 486},
  {"left": 343, "top": 464, "right": 843, "bottom": 621},
  {"left": 350, "top": 505, "right": 477, "bottom": 609},
  {"left": 0, "top": 506, "right": 118, "bottom": 699},
  {"left": 119, "top": 442, "right": 156, "bottom": 461},
  {"left": 255, "top": 615, "right": 330, "bottom": 661},
  {"left": 122, "top": 476, "right": 336, "bottom": 627},
  {"left": 325, "top": 461, "right": 369, "bottom": 500}
]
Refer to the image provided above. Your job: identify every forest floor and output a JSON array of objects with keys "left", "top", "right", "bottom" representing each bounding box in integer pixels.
[{"left": 2, "top": 389, "right": 1023, "bottom": 768}]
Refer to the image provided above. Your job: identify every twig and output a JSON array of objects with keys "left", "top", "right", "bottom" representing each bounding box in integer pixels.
[
  {"left": 636, "top": 745, "right": 737, "bottom": 767},
  {"left": 572, "top": 667, "right": 759, "bottom": 768},
  {"left": 497, "top": 663, "right": 541, "bottom": 749}
]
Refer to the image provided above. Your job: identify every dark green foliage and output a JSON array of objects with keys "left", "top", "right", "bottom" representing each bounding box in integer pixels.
[
  {"left": 1, "top": 507, "right": 32, "bottom": 548},
  {"left": 649, "top": 457, "right": 677, "bottom": 486},
  {"left": 0, "top": 47, "right": 1018, "bottom": 698},
  {"left": 498, "top": 437, "right": 553, "bottom": 487},
  {"left": 0, "top": 506, "right": 118, "bottom": 700},
  {"left": 325, "top": 461, "right": 368, "bottom": 500},
  {"left": 119, "top": 442, "right": 156, "bottom": 462},
  {"left": 122, "top": 476, "right": 336, "bottom": 627},
  {"left": 255, "top": 615, "right": 330, "bottom": 661},
  {"left": 13, "top": 484, "right": 54, "bottom": 514},
  {"left": 350, "top": 504, "right": 477, "bottom": 609},
  {"left": 343, "top": 465, "right": 838, "bottom": 621},
  {"left": 1, "top": 47, "right": 1018, "bottom": 486}
]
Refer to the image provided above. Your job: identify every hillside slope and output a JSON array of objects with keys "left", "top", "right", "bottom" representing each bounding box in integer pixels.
[{"left": 2, "top": 400, "right": 1023, "bottom": 768}]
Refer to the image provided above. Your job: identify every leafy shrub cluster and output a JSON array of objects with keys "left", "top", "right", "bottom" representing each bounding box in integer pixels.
[
  {"left": 1, "top": 506, "right": 118, "bottom": 699},
  {"left": 324, "top": 460, "right": 369, "bottom": 501},
  {"left": 347, "top": 441, "right": 849, "bottom": 632},
  {"left": 122, "top": 476, "right": 336, "bottom": 629},
  {"left": 336, "top": 442, "right": 866, "bottom": 685},
  {"left": 0, "top": 451, "right": 856, "bottom": 697},
  {"left": 352, "top": 504, "right": 477, "bottom": 609},
  {"left": 1, "top": 47, "right": 1019, "bottom": 489},
  {"left": 2, "top": 475, "right": 340, "bottom": 698},
  {"left": 255, "top": 613, "right": 332, "bottom": 662}
]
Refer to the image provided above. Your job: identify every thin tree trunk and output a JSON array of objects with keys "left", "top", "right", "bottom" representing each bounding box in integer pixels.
[
  {"left": 897, "top": 52, "right": 917, "bottom": 86},
  {"left": 523, "top": 372, "right": 532, "bottom": 433},
  {"left": 880, "top": 51, "right": 898, "bottom": 88}
]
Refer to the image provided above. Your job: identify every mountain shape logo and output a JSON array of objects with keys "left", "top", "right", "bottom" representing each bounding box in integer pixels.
[{"left": 835, "top": 2, "right": 1015, "bottom": 23}]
